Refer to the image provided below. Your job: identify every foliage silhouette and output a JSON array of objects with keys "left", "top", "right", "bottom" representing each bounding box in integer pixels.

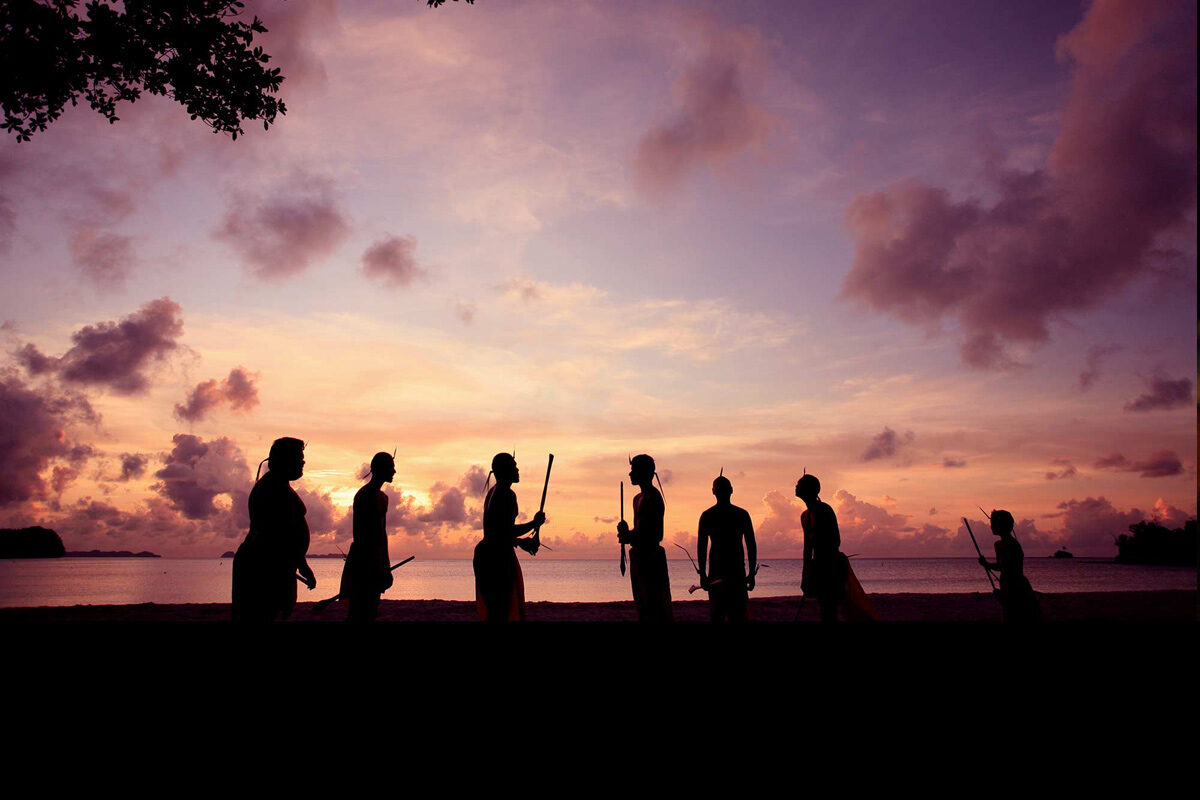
[{"left": 2, "top": 1, "right": 470, "bottom": 142}]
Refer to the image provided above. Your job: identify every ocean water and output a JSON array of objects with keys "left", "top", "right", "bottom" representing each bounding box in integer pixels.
[{"left": 0, "top": 557, "right": 1194, "bottom": 608}]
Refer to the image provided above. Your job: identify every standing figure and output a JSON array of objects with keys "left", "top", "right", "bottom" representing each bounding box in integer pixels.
[
  {"left": 796, "top": 472, "right": 846, "bottom": 623},
  {"left": 978, "top": 509, "right": 1042, "bottom": 623},
  {"left": 232, "top": 437, "right": 316, "bottom": 622},
  {"left": 617, "top": 454, "right": 673, "bottom": 622},
  {"left": 473, "top": 452, "right": 546, "bottom": 623},
  {"left": 338, "top": 452, "right": 395, "bottom": 623},
  {"left": 698, "top": 472, "right": 758, "bottom": 623}
]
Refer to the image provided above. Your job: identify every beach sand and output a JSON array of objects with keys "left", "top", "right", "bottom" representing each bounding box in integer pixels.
[{"left": 0, "top": 590, "right": 1193, "bottom": 622}]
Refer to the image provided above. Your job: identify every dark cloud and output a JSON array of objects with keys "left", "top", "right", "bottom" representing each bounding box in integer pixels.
[
  {"left": 69, "top": 229, "right": 136, "bottom": 290},
  {"left": 215, "top": 179, "right": 350, "bottom": 280},
  {"left": 1094, "top": 450, "right": 1183, "bottom": 478},
  {"left": 15, "top": 343, "right": 56, "bottom": 376},
  {"left": 1079, "top": 344, "right": 1120, "bottom": 390},
  {"left": 841, "top": 0, "right": 1196, "bottom": 368},
  {"left": 1123, "top": 374, "right": 1194, "bottom": 411},
  {"left": 362, "top": 235, "right": 424, "bottom": 288},
  {"left": 35, "top": 298, "right": 184, "bottom": 395},
  {"left": 1044, "top": 459, "right": 1077, "bottom": 481},
  {"left": 118, "top": 453, "right": 149, "bottom": 482},
  {"left": 174, "top": 367, "right": 261, "bottom": 422},
  {"left": 861, "top": 427, "right": 914, "bottom": 461},
  {"left": 634, "top": 24, "right": 770, "bottom": 197},
  {"left": 942, "top": 458, "right": 967, "bottom": 468},
  {"left": 0, "top": 372, "right": 97, "bottom": 507},
  {"left": 152, "top": 434, "right": 251, "bottom": 521}
]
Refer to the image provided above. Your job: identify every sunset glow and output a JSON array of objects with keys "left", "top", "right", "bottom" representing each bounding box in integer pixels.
[{"left": 1, "top": 0, "right": 1194, "bottom": 561}]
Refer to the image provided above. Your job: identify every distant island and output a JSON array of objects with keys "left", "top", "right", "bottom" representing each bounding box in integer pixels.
[
  {"left": 220, "top": 551, "right": 236, "bottom": 559},
  {"left": 1115, "top": 520, "right": 1197, "bottom": 566},
  {"left": 66, "top": 549, "right": 161, "bottom": 558},
  {"left": 0, "top": 527, "right": 65, "bottom": 558},
  {"left": 308, "top": 553, "right": 346, "bottom": 559}
]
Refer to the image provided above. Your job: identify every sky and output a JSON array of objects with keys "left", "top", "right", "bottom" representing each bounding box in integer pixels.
[{"left": 0, "top": 0, "right": 1195, "bottom": 559}]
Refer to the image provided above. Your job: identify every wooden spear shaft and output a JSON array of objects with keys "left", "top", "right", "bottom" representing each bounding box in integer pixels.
[{"left": 963, "top": 517, "right": 998, "bottom": 592}]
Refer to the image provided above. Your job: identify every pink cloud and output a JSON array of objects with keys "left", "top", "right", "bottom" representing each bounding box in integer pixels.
[
  {"left": 0, "top": 372, "right": 96, "bottom": 507},
  {"left": 69, "top": 229, "right": 137, "bottom": 289},
  {"left": 634, "top": 18, "right": 772, "bottom": 197},
  {"left": 842, "top": 0, "right": 1196, "bottom": 368},
  {"left": 151, "top": 434, "right": 251, "bottom": 522},
  {"left": 362, "top": 235, "right": 425, "bottom": 288},
  {"left": 25, "top": 297, "right": 185, "bottom": 395},
  {"left": 1123, "top": 373, "right": 1194, "bottom": 411},
  {"left": 861, "top": 426, "right": 914, "bottom": 461},
  {"left": 174, "top": 367, "right": 261, "bottom": 423},
  {"left": 1094, "top": 450, "right": 1184, "bottom": 478},
  {"left": 215, "top": 178, "right": 350, "bottom": 280}
]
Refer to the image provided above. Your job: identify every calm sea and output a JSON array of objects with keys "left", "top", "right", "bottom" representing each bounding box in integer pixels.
[{"left": 0, "top": 557, "right": 1194, "bottom": 608}]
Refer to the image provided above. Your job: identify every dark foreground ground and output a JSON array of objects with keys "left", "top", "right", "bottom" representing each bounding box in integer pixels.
[{"left": 0, "top": 590, "right": 1194, "bottom": 622}]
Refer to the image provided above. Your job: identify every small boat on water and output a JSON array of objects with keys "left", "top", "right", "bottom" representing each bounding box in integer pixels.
[{"left": 1052, "top": 547, "right": 1075, "bottom": 559}]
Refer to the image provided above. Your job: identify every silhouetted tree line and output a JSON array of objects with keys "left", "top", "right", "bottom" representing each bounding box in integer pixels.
[
  {"left": 1, "top": 0, "right": 472, "bottom": 142},
  {"left": 1114, "top": 519, "right": 1196, "bottom": 566},
  {"left": 0, "top": 527, "right": 65, "bottom": 558}
]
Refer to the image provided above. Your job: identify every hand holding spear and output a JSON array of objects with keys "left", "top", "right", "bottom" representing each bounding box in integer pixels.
[{"left": 963, "top": 516, "right": 998, "bottom": 593}]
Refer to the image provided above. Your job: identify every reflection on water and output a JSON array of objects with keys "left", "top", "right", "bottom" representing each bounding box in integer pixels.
[{"left": 0, "top": 557, "right": 1194, "bottom": 608}]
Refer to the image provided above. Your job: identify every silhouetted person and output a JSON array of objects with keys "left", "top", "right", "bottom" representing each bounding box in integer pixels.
[
  {"left": 796, "top": 473, "right": 846, "bottom": 623},
  {"left": 979, "top": 509, "right": 1042, "bottom": 623},
  {"left": 617, "top": 454, "right": 673, "bottom": 622},
  {"left": 232, "top": 437, "right": 315, "bottom": 622},
  {"left": 474, "top": 452, "right": 546, "bottom": 623},
  {"left": 338, "top": 452, "right": 395, "bottom": 623},
  {"left": 698, "top": 472, "right": 757, "bottom": 623}
]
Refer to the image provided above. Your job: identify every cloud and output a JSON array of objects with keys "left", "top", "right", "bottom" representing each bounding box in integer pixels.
[
  {"left": 244, "top": 0, "right": 338, "bottom": 91},
  {"left": 1094, "top": 450, "right": 1184, "bottom": 478},
  {"left": 841, "top": 0, "right": 1196, "bottom": 367},
  {"left": 69, "top": 229, "right": 136, "bottom": 290},
  {"left": 1123, "top": 374, "right": 1194, "bottom": 411},
  {"left": 1044, "top": 459, "right": 1077, "bottom": 481},
  {"left": 942, "top": 457, "right": 967, "bottom": 468},
  {"left": 861, "top": 426, "right": 914, "bottom": 461},
  {"left": 174, "top": 367, "right": 261, "bottom": 422},
  {"left": 1079, "top": 344, "right": 1121, "bottom": 390},
  {"left": 29, "top": 298, "right": 185, "bottom": 395},
  {"left": 151, "top": 434, "right": 251, "bottom": 521},
  {"left": 634, "top": 18, "right": 772, "bottom": 197},
  {"left": 1055, "top": 496, "right": 1146, "bottom": 552},
  {"left": 117, "top": 453, "right": 149, "bottom": 482},
  {"left": 361, "top": 235, "right": 425, "bottom": 288},
  {"left": 0, "top": 372, "right": 97, "bottom": 507},
  {"left": 215, "top": 178, "right": 350, "bottom": 279}
]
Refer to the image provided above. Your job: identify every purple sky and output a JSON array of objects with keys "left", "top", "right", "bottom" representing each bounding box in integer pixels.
[{"left": 0, "top": 0, "right": 1195, "bottom": 558}]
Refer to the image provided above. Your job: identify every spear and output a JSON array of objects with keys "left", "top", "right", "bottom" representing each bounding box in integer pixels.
[
  {"left": 311, "top": 556, "right": 416, "bottom": 612},
  {"left": 963, "top": 517, "right": 998, "bottom": 593},
  {"left": 524, "top": 453, "right": 553, "bottom": 555},
  {"left": 619, "top": 481, "right": 626, "bottom": 576}
]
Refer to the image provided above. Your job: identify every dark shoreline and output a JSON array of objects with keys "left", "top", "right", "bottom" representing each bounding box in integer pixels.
[{"left": 0, "top": 590, "right": 1193, "bottom": 622}]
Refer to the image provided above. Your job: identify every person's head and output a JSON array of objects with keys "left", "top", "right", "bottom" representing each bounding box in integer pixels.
[
  {"left": 263, "top": 437, "right": 305, "bottom": 481},
  {"left": 712, "top": 473, "right": 733, "bottom": 501},
  {"left": 795, "top": 473, "right": 820, "bottom": 501},
  {"left": 990, "top": 509, "right": 1014, "bottom": 537},
  {"left": 629, "top": 454, "right": 655, "bottom": 485},
  {"left": 369, "top": 452, "right": 396, "bottom": 484},
  {"left": 491, "top": 452, "right": 518, "bottom": 485}
]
